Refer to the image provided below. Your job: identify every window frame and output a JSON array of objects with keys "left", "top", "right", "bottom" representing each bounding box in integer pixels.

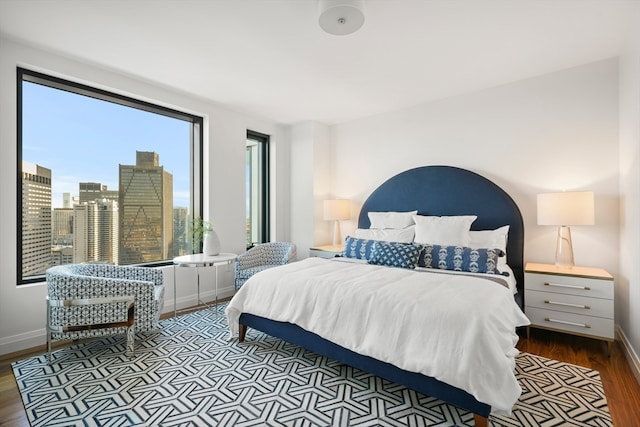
[
  {"left": 246, "top": 130, "right": 270, "bottom": 248},
  {"left": 17, "top": 67, "right": 204, "bottom": 285}
]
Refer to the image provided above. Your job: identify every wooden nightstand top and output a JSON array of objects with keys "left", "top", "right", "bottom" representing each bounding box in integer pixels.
[
  {"left": 525, "top": 262, "right": 613, "bottom": 280},
  {"left": 310, "top": 244, "right": 344, "bottom": 253}
]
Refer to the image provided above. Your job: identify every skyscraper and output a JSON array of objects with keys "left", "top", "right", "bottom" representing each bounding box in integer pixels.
[
  {"left": 119, "top": 151, "right": 173, "bottom": 264},
  {"left": 21, "top": 161, "right": 52, "bottom": 276},
  {"left": 79, "top": 182, "right": 118, "bottom": 204},
  {"left": 73, "top": 199, "right": 119, "bottom": 264},
  {"left": 173, "top": 207, "right": 189, "bottom": 256},
  {"left": 62, "top": 192, "right": 73, "bottom": 209},
  {"left": 96, "top": 199, "right": 119, "bottom": 264},
  {"left": 73, "top": 202, "right": 97, "bottom": 263},
  {"left": 51, "top": 246, "right": 73, "bottom": 266},
  {"left": 52, "top": 207, "right": 73, "bottom": 246}
]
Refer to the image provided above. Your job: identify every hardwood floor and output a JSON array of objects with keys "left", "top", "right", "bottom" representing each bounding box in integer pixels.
[
  {"left": 2, "top": 323, "right": 639, "bottom": 426},
  {"left": 0, "top": 346, "right": 36, "bottom": 427},
  {"left": 518, "top": 328, "right": 640, "bottom": 426}
]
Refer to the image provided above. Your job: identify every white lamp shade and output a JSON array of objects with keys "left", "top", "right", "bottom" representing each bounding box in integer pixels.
[
  {"left": 323, "top": 199, "right": 351, "bottom": 221},
  {"left": 537, "top": 191, "right": 595, "bottom": 226}
]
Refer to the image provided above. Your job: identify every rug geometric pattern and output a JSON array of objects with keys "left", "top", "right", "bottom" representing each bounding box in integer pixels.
[{"left": 13, "top": 305, "right": 612, "bottom": 427}]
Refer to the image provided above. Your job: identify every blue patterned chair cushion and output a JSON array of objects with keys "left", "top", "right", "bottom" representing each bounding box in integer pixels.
[
  {"left": 46, "top": 264, "right": 165, "bottom": 341},
  {"left": 368, "top": 241, "right": 421, "bottom": 269},
  {"left": 235, "top": 265, "right": 277, "bottom": 283},
  {"left": 235, "top": 242, "right": 297, "bottom": 289},
  {"left": 418, "top": 244, "right": 505, "bottom": 274},
  {"left": 343, "top": 236, "right": 376, "bottom": 261}
]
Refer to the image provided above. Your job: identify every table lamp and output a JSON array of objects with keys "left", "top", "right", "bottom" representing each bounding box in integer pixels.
[
  {"left": 537, "top": 191, "right": 594, "bottom": 267},
  {"left": 324, "top": 199, "right": 351, "bottom": 246}
]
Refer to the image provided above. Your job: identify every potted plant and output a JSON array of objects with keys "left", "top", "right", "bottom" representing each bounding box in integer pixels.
[{"left": 189, "top": 217, "right": 220, "bottom": 256}]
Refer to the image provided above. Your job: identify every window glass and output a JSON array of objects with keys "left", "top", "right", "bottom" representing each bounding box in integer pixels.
[
  {"left": 18, "top": 68, "right": 203, "bottom": 284},
  {"left": 246, "top": 131, "right": 269, "bottom": 247}
]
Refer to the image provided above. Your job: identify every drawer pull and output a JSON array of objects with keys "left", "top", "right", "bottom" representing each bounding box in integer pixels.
[
  {"left": 544, "top": 317, "right": 591, "bottom": 328},
  {"left": 544, "top": 300, "right": 590, "bottom": 310},
  {"left": 544, "top": 282, "right": 591, "bottom": 291}
]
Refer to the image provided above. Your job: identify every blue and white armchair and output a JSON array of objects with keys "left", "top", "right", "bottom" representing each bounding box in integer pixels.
[
  {"left": 234, "top": 242, "right": 297, "bottom": 289},
  {"left": 45, "top": 264, "right": 165, "bottom": 363}
]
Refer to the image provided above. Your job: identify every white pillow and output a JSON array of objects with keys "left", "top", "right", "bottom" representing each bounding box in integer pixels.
[
  {"left": 468, "top": 225, "right": 509, "bottom": 252},
  {"left": 354, "top": 226, "right": 415, "bottom": 243},
  {"left": 368, "top": 210, "right": 417, "bottom": 229},
  {"left": 468, "top": 225, "right": 510, "bottom": 265},
  {"left": 412, "top": 215, "right": 477, "bottom": 247}
]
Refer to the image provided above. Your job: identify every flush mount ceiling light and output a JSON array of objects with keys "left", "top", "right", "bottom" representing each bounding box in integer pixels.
[{"left": 318, "top": 0, "right": 365, "bottom": 36}]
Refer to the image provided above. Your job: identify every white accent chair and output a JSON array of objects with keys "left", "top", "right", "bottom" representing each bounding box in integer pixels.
[
  {"left": 234, "top": 242, "right": 297, "bottom": 289},
  {"left": 45, "top": 264, "right": 165, "bottom": 363}
]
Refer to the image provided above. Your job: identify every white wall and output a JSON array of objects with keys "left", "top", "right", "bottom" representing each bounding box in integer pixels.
[
  {"left": 331, "top": 59, "right": 620, "bottom": 275},
  {"left": 618, "top": 12, "right": 640, "bottom": 378},
  {"left": 325, "top": 59, "right": 624, "bottom": 337},
  {"left": 0, "top": 38, "right": 286, "bottom": 355},
  {"left": 289, "top": 121, "right": 333, "bottom": 259}
]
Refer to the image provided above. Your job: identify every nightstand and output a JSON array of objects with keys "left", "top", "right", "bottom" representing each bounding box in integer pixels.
[
  {"left": 525, "top": 262, "right": 614, "bottom": 354},
  {"left": 309, "top": 244, "right": 344, "bottom": 259}
]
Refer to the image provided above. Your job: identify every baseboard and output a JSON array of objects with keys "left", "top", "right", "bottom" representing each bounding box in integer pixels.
[
  {"left": 163, "top": 285, "right": 235, "bottom": 314},
  {"left": 616, "top": 324, "right": 640, "bottom": 385},
  {"left": 0, "top": 329, "right": 46, "bottom": 357},
  {"left": 0, "top": 287, "right": 237, "bottom": 357}
]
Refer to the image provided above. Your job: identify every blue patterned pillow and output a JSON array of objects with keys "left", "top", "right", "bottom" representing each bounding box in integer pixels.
[
  {"left": 368, "top": 241, "right": 420, "bottom": 269},
  {"left": 418, "top": 244, "right": 505, "bottom": 275},
  {"left": 344, "top": 236, "right": 376, "bottom": 261}
]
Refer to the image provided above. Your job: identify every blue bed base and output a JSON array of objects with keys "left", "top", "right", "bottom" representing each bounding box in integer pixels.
[
  {"left": 238, "top": 165, "right": 525, "bottom": 424},
  {"left": 239, "top": 313, "right": 491, "bottom": 417}
]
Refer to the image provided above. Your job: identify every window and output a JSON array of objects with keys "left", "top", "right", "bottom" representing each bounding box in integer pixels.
[
  {"left": 18, "top": 68, "right": 203, "bottom": 285},
  {"left": 246, "top": 130, "right": 270, "bottom": 247}
]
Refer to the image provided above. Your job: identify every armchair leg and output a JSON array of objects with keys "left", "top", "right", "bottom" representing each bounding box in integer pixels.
[
  {"left": 47, "top": 333, "right": 52, "bottom": 365},
  {"left": 46, "top": 301, "right": 53, "bottom": 365},
  {"left": 46, "top": 295, "right": 137, "bottom": 360},
  {"left": 125, "top": 325, "right": 135, "bottom": 357},
  {"left": 125, "top": 304, "right": 135, "bottom": 357}
]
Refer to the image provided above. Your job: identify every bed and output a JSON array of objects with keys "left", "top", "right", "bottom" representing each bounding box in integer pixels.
[{"left": 226, "top": 165, "right": 528, "bottom": 427}]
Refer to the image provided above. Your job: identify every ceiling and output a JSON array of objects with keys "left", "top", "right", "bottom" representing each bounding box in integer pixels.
[{"left": 0, "top": 0, "right": 637, "bottom": 125}]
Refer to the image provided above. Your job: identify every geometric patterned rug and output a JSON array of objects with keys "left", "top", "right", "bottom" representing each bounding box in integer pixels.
[{"left": 12, "top": 305, "right": 612, "bottom": 427}]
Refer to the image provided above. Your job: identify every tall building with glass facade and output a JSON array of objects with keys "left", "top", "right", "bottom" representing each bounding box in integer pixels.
[
  {"left": 62, "top": 192, "right": 73, "bottom": 209},
  {"left": 97, "top": 199, "right": 119, "bottom": 263},
  {"left": 173, "top": 207, "right": 189, "bottom": 256},
  {"left": 51, "top": 246, "right": 73, "bottom": 266},
  {"left": 21, "top": 161, "right": 52, "bottom": 276},
  {"left": 119, "top": 151, "right": 173, "bottom": 264},
  {"left": 79, "top": 182, "right": 118, "bottom": 204},
  {"left": 73, "top": 202, "right": 97, "bottom": 263},
  {"left": 73, "top": 199, "right": 119, "bottom": 264},
  {"left": 52, "top": 207, "right": 74, "bottom": 246}
]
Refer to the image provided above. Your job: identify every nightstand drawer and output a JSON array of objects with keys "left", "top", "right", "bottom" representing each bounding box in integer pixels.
[
  {"left": 525, "top": 290, "right": 613, "bottom": 318},
  {"left": 526, "top": 272, "right": 613, "bottom": 299},
  {"left": 526, "top": 307, "right": 614, "bottom": 340}
]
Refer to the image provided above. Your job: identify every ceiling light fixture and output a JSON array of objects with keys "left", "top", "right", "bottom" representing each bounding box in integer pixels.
[{"left": 318, "top": 0, "right": 365, "bottom": 36}]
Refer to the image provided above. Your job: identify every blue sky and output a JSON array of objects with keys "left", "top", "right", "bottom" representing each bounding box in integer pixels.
[{"left": 22, "top": 82, "right": 191, "bottom": 209}]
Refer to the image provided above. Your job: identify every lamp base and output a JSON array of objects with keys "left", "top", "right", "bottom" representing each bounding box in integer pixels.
[
  {"left": 555, "top": 226, "right": 575, "bottom": 267},
  {"left": 332, "top": 220, "right": 342, "bottom": 246}
]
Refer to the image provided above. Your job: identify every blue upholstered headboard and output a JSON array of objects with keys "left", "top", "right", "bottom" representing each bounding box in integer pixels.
[{"left": 357, "top": 165, "right": 524, "bottom": 308}]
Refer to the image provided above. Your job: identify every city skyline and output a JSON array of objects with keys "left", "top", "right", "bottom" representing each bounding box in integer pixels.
[
  {"left": 23, "top": 152, "right": 192, "bottom": 276},
  {"left": 22, "top": 80, "right": 192, "bottom": 209}
]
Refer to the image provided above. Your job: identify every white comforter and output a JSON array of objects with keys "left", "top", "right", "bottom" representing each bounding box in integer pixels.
[{"left": 225, "top": 257, "right": 530, "bottom": 415}]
